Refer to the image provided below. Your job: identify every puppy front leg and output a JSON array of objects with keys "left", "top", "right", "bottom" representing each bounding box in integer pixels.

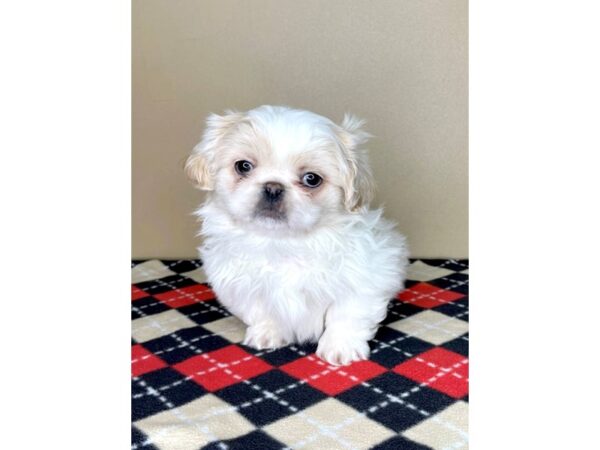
[
  {"left": 242, "top": 307, "right": 289, "bottom": 350},
  {"left": 316, "top": 300, "right": 385, "bottom": 366}
]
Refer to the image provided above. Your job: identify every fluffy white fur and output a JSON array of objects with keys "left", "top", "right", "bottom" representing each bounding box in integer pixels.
[{"left": 186, "top": 105, "right": 409, "bottom": 366}]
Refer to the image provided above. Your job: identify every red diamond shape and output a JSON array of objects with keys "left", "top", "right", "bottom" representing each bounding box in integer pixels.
[
  {"left": 396, "top": 283, "right": 464, "bottom": 308},
  {"left": 281, "top": 355, "right": 386, "bottom": 396},
  {"left": 132, "top": 285, "right": 149, "bottom": 301},
  {"left": 154, "top": 284, "right": 216, "bottom": 308},
  {"left": 393, "top": 347, "right": 468, "bottom": 398},
  {"left": 131, "top": 344, "right": 167, "bottom": 377},
  {"left": 172, "top": 345, "right": 271, "bottom": 391}
]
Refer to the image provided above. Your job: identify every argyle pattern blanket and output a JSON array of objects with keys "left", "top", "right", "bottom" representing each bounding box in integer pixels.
[{"left": 132, "top": 259, "right": 469, "bottom": 450}]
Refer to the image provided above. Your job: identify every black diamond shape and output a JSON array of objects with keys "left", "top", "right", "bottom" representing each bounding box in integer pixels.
[
  {"left": 142, "top": 326, "right": 230, "bottom": 364},
  {"left": 338, "top": 372, "right": 454, "bottom": 432},
  {"left": 132, "top": 379, "right": 166, "bottom": 422},
  {"left": 375, "top": 371, "right": 454, "bottom": 416},
  {"left": 201, "top": 431, "right": 285, "bottom": 450},
  {"left": 177, "top": 301, "right": 230, "bottom": 325},
  {"left": 369, "top": 327, "right": 435, "bottom": 368},
  {"left": 132, "top": 368, "right": 207, "bottom": 421},
  {"left": 434, "top": 297, "right": 469, "bottom": 320},
  {"left": 382, "top": 300, "right": 425, "bottom": 325},
  {"left": 372, "top": 435, "right": 431, "bottom": 450},
  {"left": 135, "top": 274, "right": 199, "bottom": 295},
  {"left": 442, "top": 333, "right": 469, "bottom": 357},
  {"left": 161, "top": 259, "right": 203, "bottom": 274},
  {"left": 428, "top": 272, "right": 469, "bottom": 295},
  {"left": 337, "top": 383, "right": 429, "bottom": 433},
  {"left": 178, "top": 325, "right": 231, "bottom": 349},
  {"left": 131, "top": 426, "right": 159, "bottom": 449},
  {"left": 216, "top": 370, "right": 325, "bottom": 426},
  {"left": 131, "top": 296, "right": 170, "bottom": 320}
]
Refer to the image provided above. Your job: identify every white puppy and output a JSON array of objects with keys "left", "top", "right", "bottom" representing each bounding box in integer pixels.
[{"left": 185, "top": 105, "right": 409, "bottom": 366}]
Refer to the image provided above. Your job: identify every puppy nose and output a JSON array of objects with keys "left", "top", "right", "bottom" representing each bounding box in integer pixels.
[{"left": 263, "top": 182, "right": 284, "bottom": 202}]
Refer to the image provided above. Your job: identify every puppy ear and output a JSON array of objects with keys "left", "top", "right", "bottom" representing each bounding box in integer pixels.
[
  {"left": 184, "top": 152, "right": 213, "bottom": 190},
  {"left": 185, "top": 111, "right": 245, "bottom": 190},
  {"left": 336, "top": 114, "right": 376, "bottom": 212}
]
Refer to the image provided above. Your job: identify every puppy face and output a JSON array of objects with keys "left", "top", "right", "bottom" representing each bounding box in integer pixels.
[{"left": 186, "top": 106, "right": 375, "bottom": 233}]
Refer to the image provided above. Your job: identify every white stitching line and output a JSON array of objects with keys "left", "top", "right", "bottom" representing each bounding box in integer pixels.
[
  {"left": 137, "top": 276, "right": 206, "bottom": 293},
  {"left": 437, "top": 259, "right": 469, "bottom": 270},
  {"left": 161, "top": 260, "right": 203, "bottom": 270},
  {"left": 132, "top": 260, "right": 206, "bottom": 295}
]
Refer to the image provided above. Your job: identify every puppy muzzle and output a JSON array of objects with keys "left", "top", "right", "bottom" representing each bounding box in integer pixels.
[{"left": 255, "top": 182, "right": 286, "bottom": 220}]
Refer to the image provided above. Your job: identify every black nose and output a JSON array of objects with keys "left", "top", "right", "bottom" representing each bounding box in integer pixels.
[{"left": 263, "top": 182, "right": 284, "bottom": 202}]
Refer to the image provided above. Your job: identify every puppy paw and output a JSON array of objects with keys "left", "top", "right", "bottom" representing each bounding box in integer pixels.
[
  {"left": 316, "top": 332, "right": 370, "bottom": 366},
  {"left": 243, "top": 323, "right": 287, "bottom": 350}
]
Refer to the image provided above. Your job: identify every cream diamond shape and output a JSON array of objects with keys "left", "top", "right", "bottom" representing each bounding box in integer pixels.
[
  {"left": 402, "top": 401, "right": 468, "bottom": 449},
  {"left": 135, "top": 394, "right": 255, "bottom": 450},
  {"left": 407, "top": 260, "right": 456, "bottom": 282},
  {"left": 179, "top": 267, "right": 209, "bottom": 284},
  {"left": 387, "top": 310, "right": 468, "bottom": 345},
  {"left": 132, "top": 309, "right": 198, "bottom": 343},
  {"left": 264, "top": 398, "right": 394, "bottom": 450},
  {"left": 202, "top": 316, "right": 246, "bottom": 343},
  {"left": 132, "top": 260, "right": 176, "bottom": 284}
]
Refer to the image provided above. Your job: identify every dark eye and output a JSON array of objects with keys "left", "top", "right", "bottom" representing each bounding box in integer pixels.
[
  {"left": 235, "top": 160, "right": 254, "bottom": 175},
  {"left": 301, "top": 172, "right": 322, "bottom": 188}
]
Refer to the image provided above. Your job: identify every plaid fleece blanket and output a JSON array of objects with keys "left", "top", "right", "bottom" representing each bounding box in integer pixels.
[{"left": 132, "top": 259, "right": 468, "bottom": 450}]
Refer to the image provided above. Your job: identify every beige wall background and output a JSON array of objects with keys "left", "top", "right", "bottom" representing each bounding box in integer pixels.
[{"left": 133, "top": 0, "right": 468, "bottom": 259}]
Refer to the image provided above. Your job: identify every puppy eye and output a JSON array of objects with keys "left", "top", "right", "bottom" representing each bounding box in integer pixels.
[
  {"left": 235, "top": 160, "right": 254, "bottom": 175},
  {"left": 301, "top": 172, "right": 322, "bottom": 188}
]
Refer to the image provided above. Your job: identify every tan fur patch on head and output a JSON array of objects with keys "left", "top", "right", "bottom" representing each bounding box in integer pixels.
[
  {"left": 185, "top": 110, "right": 248, "bottom": 190},
  {"left": 335, "top": 114, "right": 376, "bottom": 212},
  {"left": 185, "top": 152, "right": 213, "bottom": 190}
]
